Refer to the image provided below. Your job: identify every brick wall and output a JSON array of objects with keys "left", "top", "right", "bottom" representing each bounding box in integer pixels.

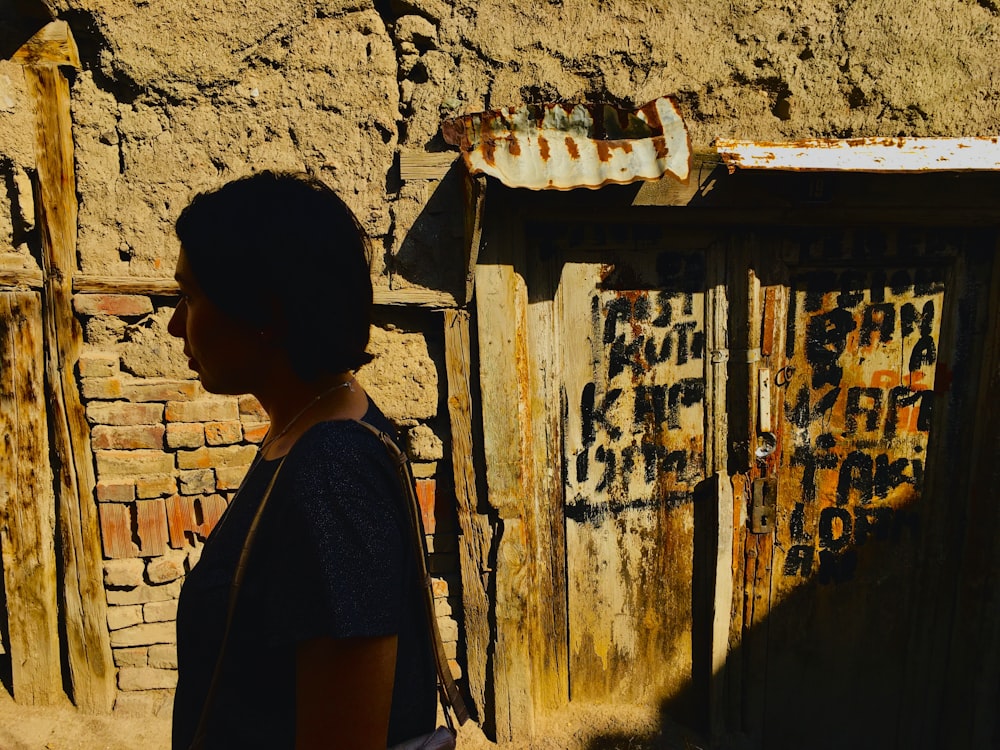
[{"left": 76, "top": 293, "right": 463, "bottom": 714}]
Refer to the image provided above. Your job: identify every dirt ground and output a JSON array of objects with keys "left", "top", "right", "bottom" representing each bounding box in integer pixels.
[{"left": 0, "top": 686, "right": 718, "bottom": 750}]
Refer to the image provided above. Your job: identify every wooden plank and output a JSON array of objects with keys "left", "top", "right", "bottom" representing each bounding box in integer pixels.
[
  {"left": 400, "top": 150, "right": 458, "bottom": 181},
  {"left": 0, "top": 268, "right": 44, "bottom": 289},
  {"left": 11, "top": 20, "right": 80, "bottom": 68},
  {"left": 0, "top": 291, "right": 63, "bottom": 704},
  {"left": 525, "top": 244, "right": 568, "bottom": 711},
  {"left": 443, "top": 308, "right": 493, "bottom": 722},
  {"left": 27, "top": 62, "right": 116, "bottom": 713},
  {"left": 461, "top": 174, "right": 486, "bottom": 305},
  {"left": 72, "top": 274, "right": 459, "bottom": 307},
  {"left": 475, "top": 208, "right": 535, "bottom": 740}
]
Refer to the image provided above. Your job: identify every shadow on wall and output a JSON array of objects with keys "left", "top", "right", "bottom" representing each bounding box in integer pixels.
[
  {"left": 0, "top": 0, "right": 52, "bottom": 59},
  {"left": 580, "top": 481, "right": 996, "bottom": 750},
  {"left": 390, "top": 161, "right": 469, "bottom": 297}
]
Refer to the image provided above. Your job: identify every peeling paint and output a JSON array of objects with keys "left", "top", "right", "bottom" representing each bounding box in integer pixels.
[{"left": 714, "top": 136, "right": 1000, "bottom": 172}]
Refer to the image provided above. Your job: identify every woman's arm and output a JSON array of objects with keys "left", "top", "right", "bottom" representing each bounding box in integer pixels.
[{"left": 295, "top": 634, "right": 398, "bottom": 750}]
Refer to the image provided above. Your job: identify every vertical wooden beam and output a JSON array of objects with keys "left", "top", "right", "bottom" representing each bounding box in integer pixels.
[
  {"left": 0, "top": 292, "right": 63, "bottom": 704},
  {"left": 25, "top": 56, "right": 116, "bottom": 712},
  {"left": 443, "top": 308, "right": 493, "bottom": 721}
]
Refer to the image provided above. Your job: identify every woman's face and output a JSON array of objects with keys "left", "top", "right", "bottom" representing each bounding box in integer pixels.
[{"left": 167, "top": 248, "right": 266, "bottom": 395}]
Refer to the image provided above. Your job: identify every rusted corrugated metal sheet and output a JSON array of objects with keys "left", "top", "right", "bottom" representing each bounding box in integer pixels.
[
  {"left": 715, "top": 136, "right": 1000, "bottom": 172},
  {"left": 442, "top": 97, "right": 690, "bottom": 190}
]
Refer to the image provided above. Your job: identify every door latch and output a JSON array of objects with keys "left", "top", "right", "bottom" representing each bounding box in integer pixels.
[{"left": 750, "top": 476, "right": 777, "bottom": 534}]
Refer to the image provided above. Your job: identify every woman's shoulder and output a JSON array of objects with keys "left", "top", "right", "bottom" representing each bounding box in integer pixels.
[{"left": 284, "top": 399, "right": 399, "bottom": 477}]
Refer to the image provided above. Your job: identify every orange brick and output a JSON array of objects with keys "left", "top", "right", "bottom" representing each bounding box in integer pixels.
[
  {"left": 82, "top": 377, "right": 124, "bottom": 400},
  {"left": 86, "top": 402, "right": 163, "bottom": 426},
  {"left": 92, "top": 425, "right": 165, "bottom": 450},
  {"left": 166, "top": 423, "right": 204, "bottom": 449},
  {"left": 415, "top": 478, "right": 436, "bottom": 534},
  {"left": 165, "top": 495, "right": 228, "bottom": 548},
  {"left": 205, "top": 421, "right": 242, "bottom": 446},
  {"left": 122, "top": 380, "right": 199, "bottom": 403},
  {"left": 97, "top": 480, "right": 136, "bottom": 503},
  {"left": 243, "top": 422, "right": 269, "bottom": 444},
  {"left": 238, "top": 394, "right": 267, "bottom": 420},
  {"left": 100, "top": 504, "right": 138, "bottom": 559},
  {"left": 136, "top": 499, "right": 168, "bottom": 556},
  {"left": 73, "top": 293, "right": 152, "bottom": 317},
  {"left": 135, "top": 474, "right": 177, "bottom": 499},
  {"left": 165, "top": 399, "right": 238, "bottom": 422}
]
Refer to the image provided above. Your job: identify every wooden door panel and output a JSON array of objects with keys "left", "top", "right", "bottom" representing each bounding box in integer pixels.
[{"left": 559, "top": 246, "right": 709, "bottom": 704}]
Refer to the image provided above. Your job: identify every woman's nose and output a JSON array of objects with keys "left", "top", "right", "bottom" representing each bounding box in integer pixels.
[{"left": 167, "top": 301, "right": 185, "bottom": 338}]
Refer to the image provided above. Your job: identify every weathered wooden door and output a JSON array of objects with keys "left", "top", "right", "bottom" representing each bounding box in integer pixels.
[
  {"left": 735, "top": 227, "right": 996, "bottom": 749},
  {"left": 548, "top": 227, "right": 724, "bottom": 706}
]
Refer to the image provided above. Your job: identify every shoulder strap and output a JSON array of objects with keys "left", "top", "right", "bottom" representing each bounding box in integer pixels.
[
  {"left": 354, "top": 418, "right": 471, "bottom": 728},
  {"left": 191, "top": 454, "right": 287, "bottom": 749}
]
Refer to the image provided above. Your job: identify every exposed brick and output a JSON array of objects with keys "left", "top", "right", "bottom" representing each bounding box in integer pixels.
[
  {"left": 107, "top": 605, "right": 144, "bottom": 631},
  {"left": 122, "top": 379, "right": 200, "bottom": 403},
  {"left": 117, "top": 667, "right": 177, "bottom": 691},
  {"left": 73, "top": 293, "right": 153, "bottom": 317},
  {"left": 166, "top": 495, "right": 228, "bottom": 548},
  {"left": 110, "top": 622, "right": 175, "bottom": 648},
  {"left": 96, "top": 450, "right": 174, "bottom": 477},
  {"left": 415, "top": 478, "right": 437, "bottom": 534},
  {"left": 113, "top": 647, "right": 147, "bottom": 668},
  {"left": 114, "top": 689, "right": 173, "bottom": 718},
  {"left": 100, "top": 503, "right": 138, "bottom": 559},
  {"left": 97, "top": 480, "right": 136, "bottom": 503},
  {"left": 136, "top": 474, "right": 177, "bottom": 499},
  {"left": 143, "top": 599, "right": 178, "bottom": 623},
  {"left": 148, "top": 645, "right": 178, "bottom": 669},
  {"left": 165, "top": 398, "right": 238, "bottom": 423},
  {"left": 444, "top": 641, "right": 458, "bottom": 661},
  {"left": 82, "top": 377, "right": 124, "bottom": 400},
  {"left": 107, "top": 580, "right": 182, "bottom": 606},
  {"left": 178, "top": 469, "right": 215, "bottom": 495},
  {"left": 87, "top": 401, "right": 163, "bottom": 426},
  {"left": 437, "top": 616, "right": 458, "bottom": 643},
  {"left": 447, "top": 659, "right": 462, "bottom": 680},
  {"left": 79, "top": 351, "right": 119, "bottom": 378},
  {"left": 411, "top": 461, "right": 437, "bottom": 478},
  {"left": 104, "top": 558, "right": 145, "bottom": 587},
  {"left": 243, "top": 422, "right": 269, "bottom": 444},
  {"left": 136, "top": 499, "right": 168, "bottom": 556},
  {"left": 92, "top": 424, "right": 165, "bottom": 450},
  {"left": 146, "top": 553, "right": 185, "bottom": 584},
  {"left": 431, "top": 574, "right": 458, "bottom": 599},
  {"left": 434, "top": 597, "right": 452, "bottom": 618},
  {"left": 166, "top": 422, "right": 205, "bottom": 449},
  {"left": 176, "top": 445, "right": 255, "bottom": 470},
  {"left": 238, "top": 394, "right": 267, "bottom": 420},
  {"left": 215, "top": 466, "right": 248, "bottom": 491},
  {"left": 205, "top": 420, "right": 243, "bottom": 445}
]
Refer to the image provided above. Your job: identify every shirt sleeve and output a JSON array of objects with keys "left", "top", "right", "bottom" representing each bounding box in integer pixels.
[{"left": 263, "top": 422, "right": 408, "bottom": 645}]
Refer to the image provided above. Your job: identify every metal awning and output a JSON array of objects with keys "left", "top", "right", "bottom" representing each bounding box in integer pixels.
[
  {"left": 715, "top": 137, "right": 1000, "bottom": 173},
  {"left": 442, "top": 97, "right": 690, "bottom": 191}
]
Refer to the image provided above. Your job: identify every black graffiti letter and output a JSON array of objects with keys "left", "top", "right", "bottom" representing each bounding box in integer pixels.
[
  {"left": 806, "top": 308, "right": 857, "bottom": 389},
  {"left": 859, "top": 302, "right": 896, "bottom": 346},
  {"left": 845, "top": 387, "right": 883, "bottom": 434},
  {"left": 819, "top": 506, "right": 853, "bottom": 552},
  {"left": 783, "top": 545, "right": 815, "bottom": 577},
  {"left": 837, "top": 451, "right": 874, "bottom": 506}
]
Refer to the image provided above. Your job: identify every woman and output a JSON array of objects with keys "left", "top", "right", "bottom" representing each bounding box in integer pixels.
[{"left": 167, "top": 171, "right": 437, "bottom": 749}]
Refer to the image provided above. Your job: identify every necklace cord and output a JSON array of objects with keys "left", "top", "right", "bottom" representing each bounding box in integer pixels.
[{"left": 259, "top": 376, "right": 355, "bottom": 455}]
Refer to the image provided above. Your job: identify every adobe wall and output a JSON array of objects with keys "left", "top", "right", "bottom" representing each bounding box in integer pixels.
[{"left": 1, "top": 0, "right": 999, "bottom": 717}]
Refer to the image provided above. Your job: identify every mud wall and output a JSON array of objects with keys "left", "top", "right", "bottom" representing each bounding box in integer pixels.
[{"left": 1, "top": 0, "right": 999, "bottom": 717}]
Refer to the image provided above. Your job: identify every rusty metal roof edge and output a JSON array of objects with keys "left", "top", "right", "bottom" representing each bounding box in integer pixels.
[
  {"left": 714, "top": 137, "right": 1000, "bottom": 172},
  {"left": 441, "top": 96, "right": 692, "bottom": 191}
]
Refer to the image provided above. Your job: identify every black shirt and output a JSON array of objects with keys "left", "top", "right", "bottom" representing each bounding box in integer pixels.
[{"left": 172, "top": 403, "right": 437, "bottom": 749}]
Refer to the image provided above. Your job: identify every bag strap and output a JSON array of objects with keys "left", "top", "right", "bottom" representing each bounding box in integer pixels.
[
  {"left": 190, "top": 454, "right": 288, "bottom": 749},
  {"left": 354, "top": 418, "right": 471, "bottom": 728}
]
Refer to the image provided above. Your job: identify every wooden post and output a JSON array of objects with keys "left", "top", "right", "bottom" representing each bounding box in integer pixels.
[
  {"left": 444, "top": 308, "right": 493, "bottom": 721},
  {"left": 0, "top": 291, "right": 63, "bottom": 704},
  {"left": 22, "top": 22, "right": 117, "bottom": 712}
]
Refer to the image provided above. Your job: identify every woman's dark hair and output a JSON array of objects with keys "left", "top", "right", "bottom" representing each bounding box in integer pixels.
[{"left": 175, "top": 170, "right": 374, "bottom": 380}]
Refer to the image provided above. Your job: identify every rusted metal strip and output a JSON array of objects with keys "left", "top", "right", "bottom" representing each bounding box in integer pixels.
[
  {"left": 715, "top": 137, "right": 1000, "bottom": 173},
  {"left": 442, "top": 97, "right": 691, "bottom": 190}
]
